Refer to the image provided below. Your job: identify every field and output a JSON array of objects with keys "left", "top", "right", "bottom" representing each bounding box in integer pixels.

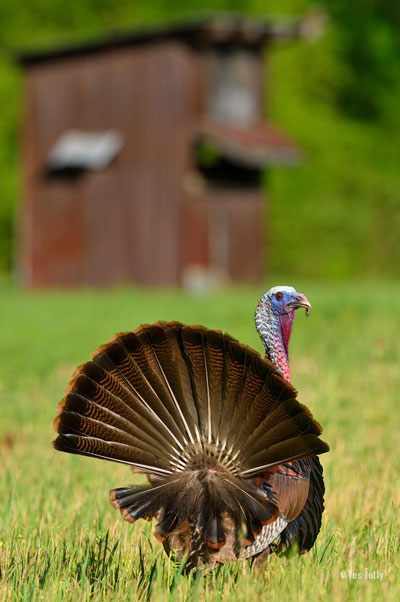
[{"left": 0, "top": 282, "right": 399, "bottom": 601}]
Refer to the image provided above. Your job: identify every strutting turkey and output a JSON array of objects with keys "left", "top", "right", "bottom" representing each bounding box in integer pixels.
[{"left": 53, "top": 285, "right": 329, "bottom": 571}]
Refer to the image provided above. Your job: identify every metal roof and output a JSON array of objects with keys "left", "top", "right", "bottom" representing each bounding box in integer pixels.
[
  {"left": 17, "top": 14, "right": 302, "bottom": 67},
  {"left": 196, "top": 120, "right": 301, "bottom": 167}
]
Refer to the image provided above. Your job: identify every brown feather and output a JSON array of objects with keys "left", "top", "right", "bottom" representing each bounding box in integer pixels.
[
  {"left": 267, "top": 465, "right": 311, "bottom": 521},
  {"left": 53, "top": 321, "right": 329, "bottom": 568},
  {"left": 215, "top": 337, "right": 247, "bottom": 449},
  {"left": 92, "top": 340, "right": 185, "bottom": 446}
]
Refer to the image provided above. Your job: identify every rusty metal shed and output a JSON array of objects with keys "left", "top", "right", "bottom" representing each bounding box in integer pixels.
[{"left": 17, "top": 15, "right": 301, "bottom": 288}]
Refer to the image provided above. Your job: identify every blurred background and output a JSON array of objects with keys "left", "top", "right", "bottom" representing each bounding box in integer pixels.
[
  {"left": 1, "top": 0, "right": 400, "bottom": 287},
  {"left": 1, "top": 4, "right": 400, "bottom": 599}
]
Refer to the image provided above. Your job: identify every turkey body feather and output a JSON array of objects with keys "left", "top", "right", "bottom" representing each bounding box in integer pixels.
[{"left": 54, "top": 320, "right": 328, "bottom": 568}]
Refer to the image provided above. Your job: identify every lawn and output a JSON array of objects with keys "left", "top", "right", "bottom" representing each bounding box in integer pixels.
[{"left": 0, "top": 281, "right": 399, "bottom": 601}]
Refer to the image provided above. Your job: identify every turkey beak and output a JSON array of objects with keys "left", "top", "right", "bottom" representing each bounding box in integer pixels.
[{"left": 287, "top": 294, "right": 311, "bottom": 315}]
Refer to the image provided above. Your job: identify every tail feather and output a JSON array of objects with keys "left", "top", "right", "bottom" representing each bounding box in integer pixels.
[
  {"left": 180, "top": 328, "right": 214, "bottom": 442},
  {"left": 224, "top": 348, "right": 265, "bottom": 454},
  {"left": 139, "top": 324, "right": 198, "bottom": 443},
  {"left": 119, "top": 327, "right": 196, "bottom": 444},
  {"left": 53, "top": 321, "right": 329, "bottom": 555},
  {"left": 227, "top": 368, "right": 295, "bottom": 455},
  {"left": 240, "top": 399, "right": 322, "bottom": 465},
  {"left": 59, "top": 390, "right": 174, "bottom": 460},
  {"left": 54, "top": 433, "right": 172, "bottom": 474},
  {"left": 92, "top": 340, "right": 186, "bottom": 448},
  {"left": 72, "top": 364, "right": 180, "bottom": 454},
  {"left": 215, "top": 339, "right": 247, "bottom": 449},
  {"left": 241, "top": 434, "right": 329, "bottom": 477},
  {"left": 202, "top": 329, "right": 226, "bottom": 444},
  {"left": 56, "top": 403, "right": 175, "bottom": 466}
]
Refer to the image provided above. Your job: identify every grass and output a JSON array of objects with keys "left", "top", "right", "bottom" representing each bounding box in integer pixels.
[{"left": 0, "top": 281, "right": 399, "bottom": 601}]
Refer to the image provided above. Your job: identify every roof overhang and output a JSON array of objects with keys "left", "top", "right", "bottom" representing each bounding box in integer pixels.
[
  {"left": 195, "top": 120, "right": 301, "bottom": 168},
  {"left": 16, "top": 14, "right": 306, "bottom": 67}
]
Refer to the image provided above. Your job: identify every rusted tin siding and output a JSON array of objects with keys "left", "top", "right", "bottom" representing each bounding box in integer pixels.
[
  {"left": 19, "top": 41, "right": 198, "bottom": 287},
  {"left": 18, "top": 19, "right": 301, "bottom": 288},
  {"left": 182, "top": 190, "right": 263, "bottom": 285}
]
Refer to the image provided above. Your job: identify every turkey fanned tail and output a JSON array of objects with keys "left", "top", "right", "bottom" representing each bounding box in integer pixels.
[{"left": 53, "top": 321, "right": 329, "bottom": 566}]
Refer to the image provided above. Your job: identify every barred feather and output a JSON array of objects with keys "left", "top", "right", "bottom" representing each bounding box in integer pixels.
[{"left": 53, "top": 321, "right": 329, "bottom": 567}]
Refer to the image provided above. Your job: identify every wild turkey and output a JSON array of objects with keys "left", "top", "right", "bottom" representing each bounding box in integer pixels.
[{"left": 53, "top": 285, "right": 328, "bottom": 570}]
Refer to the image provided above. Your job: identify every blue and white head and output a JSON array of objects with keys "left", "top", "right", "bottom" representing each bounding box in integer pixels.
[{"left": 255, "top": 285, "right": 311, "bottom": 382}]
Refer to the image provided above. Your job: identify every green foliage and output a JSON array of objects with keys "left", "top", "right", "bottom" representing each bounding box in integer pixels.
[
  {"left": 268, "top": 10, "right": 400, "bottom": 280},
  {"left": 0, "top": 283, "right": 399, "bottom": 600},
  {"left": 325, "top": 0, "right": 400, "bottom": 119},
  {"left": 0, "top": 0, "right": 400, "bottom": 278},
  {"left": 196, "top": 141, "right": 222, "bottom": 169}
]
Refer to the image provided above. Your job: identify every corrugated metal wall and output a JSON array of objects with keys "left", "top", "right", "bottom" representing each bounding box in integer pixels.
[
  {"left": 182, "top": 191, "right": 263, "bottom": 284},
  {"left": 18, "top": 38, "right": 266, "bottom": 288},
  {"left": 20, "top": 41, "right": 198, "bottom": 287}
]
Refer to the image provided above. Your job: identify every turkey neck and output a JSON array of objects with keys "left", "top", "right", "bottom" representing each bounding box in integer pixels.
[{"left": 255, "top": 298, "right": 295, "bottom": 382}]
